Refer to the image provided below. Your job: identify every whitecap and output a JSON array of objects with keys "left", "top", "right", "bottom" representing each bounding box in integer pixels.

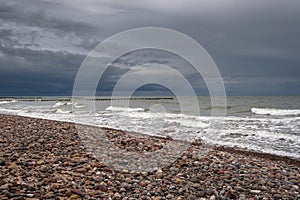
[
  {"left": 105, "top": 106, "right": 145, "bottom": 112},
  {"left": 55, "top": 109, "right": 72, "bottom": 114},
  {"left": 74, "top": 103, "right": 86, "bottom": 108},
  {"left": 53, "top": 101, "right": 72, "bottom": 107},
  {"left": 0, "top": 100, "right": 16, "bottom": 104},
  {"left": 251, "top": 107, "right": 300, "bottom": 116}
]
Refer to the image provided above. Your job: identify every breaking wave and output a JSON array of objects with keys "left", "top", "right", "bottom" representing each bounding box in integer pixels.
[
  {"left": 251, "top": 107, "right": 300, "bottom": 116},
  {"left": 53, "top": 102, "right": 72, "bottom": 107},
  {"left": 55, "top": 109, "right": 72, "bottom": 114},
  {"left": 105, "top": 106, "right": 145, "bottom": 112},
  {"left": 0, "top": 100, "right": 17, "bottom": 104}
]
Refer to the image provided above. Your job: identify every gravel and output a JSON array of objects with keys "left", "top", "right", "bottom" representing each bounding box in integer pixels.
[{"left": 0, "top": 114, "right": 299, "bottom": 199}]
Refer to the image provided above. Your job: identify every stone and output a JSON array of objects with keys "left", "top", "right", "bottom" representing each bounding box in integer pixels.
[
  {"left": 166, "top": 194, "right": 174, "bottom": 199},
  {"left": 71, "top": 189, "right": 84, "bottom": 196},
  {"left": 0, "top": 160, "right": 5, "bottom": 166},
  {"left": 238, "top": 194, "right": 247, "bottom": 200},
  {"left": 0, "top": 179, "right": 5, "bottom": 186},
  {"left": 69, "top": 194, "right": 81, "bottom": 199},
  {"left": 114, "top": 192, "right": 121, "bottom": 198},
  {"left": 174, "top": 178, "right": 183, "bottom": 184},
  {"left": 26, "top": 194, "right": 34, "bottom": 197},
  {"left": 250, "top": 190, "right": 261, "bottom": 194},
  {"left": 209, "top": 195, "right": 216, "bottom": 200},
  {"left": 122, "top": 183, "right": 130, "bottom": 190},
  {"left": 99, "top": 184, "right": 107, "bottom": 192},
  {"left": 3, "top": 190, "right": 12, "bottom": 198},
  {"left": 292, "top": 185, "right": 299, "bottom": 189},
  {"left": 192, "top": 183, "right": 201, "bottom": 188},
  {"left": 225, "top": 190, "right": 236, "bottom": 199},
  {"left": 0, "top": 184, "right": 9, "bottom": 190},
  {"left": 140, "top": 181, "right": 148, "bottom": 187}
]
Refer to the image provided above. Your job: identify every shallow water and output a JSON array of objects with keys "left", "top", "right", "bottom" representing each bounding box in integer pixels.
[{"left": 0, "top": 96, "right": 299, "bottom": 159}]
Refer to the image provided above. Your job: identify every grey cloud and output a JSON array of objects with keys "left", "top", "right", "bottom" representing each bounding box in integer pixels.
[
  {"left": 0, "top": 0, "right": 101, "bottom": 55},
  {"left": 0, "top": 0, "right": 299, "bottom": 95},
  {"left": 0, "top": 44, "right": 84, "bottom": 95}
]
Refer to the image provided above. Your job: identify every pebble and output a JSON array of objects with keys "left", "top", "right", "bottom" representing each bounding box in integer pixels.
[
  {"left": 166, "top": 194, "right": 174, "bottom": 199},
  {"left": 26, "top": 194, "right": 34, "bottom": 197},
  {"left": 250, "top": 189, "right": 261, "bottom": 194},
  {"left": 192, "top": 183, "right": 201, "bottom": 188},
  {"left": 114, "top": 192, "right": 121, "bottom": 198},
  {"left": 0, "top": 160, "right": 5, "bottom": 166},
  {"left": 71, "top": 189, "right": 84, "bottom": 196},
  {"left": 238, "top": 194, "right": 247, "bottom": 200},
  {"left": 0, "top": 184, "right": 8, "bottom": 191},
  {"left": 140, "top": 181, "right": 148, "bottom": 187},
  {"left": 209, "top": 195, "right": 216, "bottom": 200},
  {"left": 69, "top": 194, "right": 81, "bottom": 199},
  {"left": 99, "top": 184, "right": 107, "bottom": 192},
  {"left": 174, "top": 178, "right": 183, "bottom": 184}
]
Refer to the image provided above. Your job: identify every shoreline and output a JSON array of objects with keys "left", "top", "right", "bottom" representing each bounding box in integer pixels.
[
  {"left": 0, "top": 114, "right": 299, "bottom": 199},
  {"left": 2, "top": 113, "right": 299, "bottom": 165}
]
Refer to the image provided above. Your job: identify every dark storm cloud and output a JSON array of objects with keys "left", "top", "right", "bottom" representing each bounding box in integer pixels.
[
  {"left": 0, "top": 45, "right": 84, "bottom": 95},
  {"left": 0, "top": 0, "right": 101, "bottom": 95},
  {"left": 96, "top": 49, "right": 205, "bottom": 96},
  {"left": 0, "top": 0, "right": 299, "bottom": 95}
]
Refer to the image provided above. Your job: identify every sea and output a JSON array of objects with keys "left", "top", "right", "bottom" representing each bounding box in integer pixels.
[{"left": 0, "top": 96, "right": 299, "bottom": 160}]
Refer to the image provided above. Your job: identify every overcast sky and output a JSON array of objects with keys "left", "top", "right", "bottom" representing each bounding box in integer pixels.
[{"left": 0, "top": 0, "right": 299, "bottom": 96}]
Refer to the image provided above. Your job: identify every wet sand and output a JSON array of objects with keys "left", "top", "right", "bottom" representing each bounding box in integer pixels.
[{"left": 0, "top": 114, "right": 299, "bottom": 199}]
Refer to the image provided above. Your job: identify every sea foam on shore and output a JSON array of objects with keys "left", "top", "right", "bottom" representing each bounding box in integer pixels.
[{"left": 1, "top": 96, "right": 300, "bottom": 161}]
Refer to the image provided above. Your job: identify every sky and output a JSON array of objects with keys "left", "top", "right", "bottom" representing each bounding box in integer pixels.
[{"left": 0, "top": 0, "right": 300, "bottom": 96}]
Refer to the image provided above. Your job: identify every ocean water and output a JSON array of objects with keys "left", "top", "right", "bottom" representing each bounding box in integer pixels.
[{"left": 0, "top": 96, "right": 299, "bottom": 159}]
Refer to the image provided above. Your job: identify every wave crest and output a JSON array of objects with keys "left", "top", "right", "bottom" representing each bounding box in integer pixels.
[
  {"left": 251, "top": 107, "right": 300, "bottom": 116},
  {"left": 105, "top": 106, "right": 145, "bottom": 112}
]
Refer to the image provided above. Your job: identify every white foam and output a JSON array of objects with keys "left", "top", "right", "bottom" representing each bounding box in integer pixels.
[
  {"left": 166, "top": 118, "right": 210, "bottom": 128},
  {"left": 125, "top": 112, "right": 156, "bottom": 119},
  {"left": 53, "top": 102, "right": 72, "bottom": 107},
  {"left": 0, "top": 107, "right": 21, "bottom": 114},
  {"left": 105, "top": 106, "right": 145, "bottom": 112},
  {"left": 1, "top": 100, "right": 299, "bottom": 160},
  {"left": 73, "top": 103, "right": 86, "bottom": 108},
  {"left": 53, "top": 102, "right": 64, "bottom": 107},
  {"left": 0, "top": 100, "right": 16, "bottom": 104},
  {"left": 203, "top": 138, "right": 300, "bottom": 159},
  {"left": 55, "top": 109, "right": 72, "bottom": 114},
  {"left": 251, "top": 107, "right": 300, "bottom": 116}
]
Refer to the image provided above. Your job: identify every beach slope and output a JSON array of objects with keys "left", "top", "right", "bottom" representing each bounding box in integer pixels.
[{"left": 0, "top": 114, "right": 299, "bottom": 199}]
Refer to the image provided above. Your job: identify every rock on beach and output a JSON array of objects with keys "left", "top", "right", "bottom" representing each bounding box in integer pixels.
[{"left": 0, "top": 114, "right": 299, "bottom": 199}]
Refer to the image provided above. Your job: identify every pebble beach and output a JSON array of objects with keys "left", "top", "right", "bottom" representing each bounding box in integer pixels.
[{"left": 0, "top": 114, "right": 299, "bottom": 200}]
